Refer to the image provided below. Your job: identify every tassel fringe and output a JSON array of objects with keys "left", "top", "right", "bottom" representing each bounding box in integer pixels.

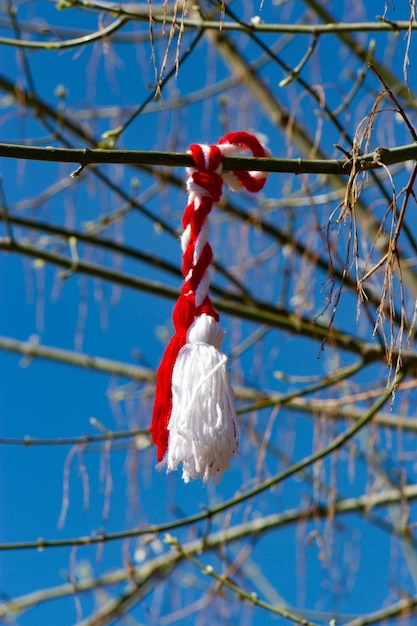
[{"left": 160, "top": 315, "right": 239, "bottom": 483}]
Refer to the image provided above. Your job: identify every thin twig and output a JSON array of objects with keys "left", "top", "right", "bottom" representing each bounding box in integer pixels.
[{"left": 0, "top": 16, "right": 128, "bottom": 49}]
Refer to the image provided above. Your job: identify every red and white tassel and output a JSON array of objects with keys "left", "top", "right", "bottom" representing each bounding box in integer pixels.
[{"left": 151, "top": 132, "right": 270, "bottom": 482}]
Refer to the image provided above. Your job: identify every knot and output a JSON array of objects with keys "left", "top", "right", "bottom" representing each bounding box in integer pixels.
[
  {"left": 172, "top": 294, "right": 196, "bottom": 334},
  {"left": 172, "top": 293, "right": 219, "bottom": 333},
  {"left": 188, "top": 143, "right": 224, "bottom": 202},
  {"left": 190, "top": 170, "right": 223, "bottom": 202},
  {"left": 187, "top": 133, "right": 269, "bottom": 198},
  {"left": 186, "top": 314, "right": 225, "bottom": 350},
  {"left": 189, "top": 143, "right": 223, "bottom": 173}
]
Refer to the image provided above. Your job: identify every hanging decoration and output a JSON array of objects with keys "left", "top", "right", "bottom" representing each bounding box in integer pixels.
[{"left": 151, "top": 132, "right": 269, "bottom": 483}]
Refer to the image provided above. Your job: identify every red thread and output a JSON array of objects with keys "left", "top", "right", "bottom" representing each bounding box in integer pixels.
[
  {"left": 151, "top": 132, "right": 269, "bottom": 462},
  {"left": 151, "top": 294, "right": 194, "bottom": 461}
]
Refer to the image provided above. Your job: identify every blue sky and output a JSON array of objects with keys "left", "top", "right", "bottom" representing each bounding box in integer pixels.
[{"left": 1, "top": 1, "right": 417, "bottom": 625}]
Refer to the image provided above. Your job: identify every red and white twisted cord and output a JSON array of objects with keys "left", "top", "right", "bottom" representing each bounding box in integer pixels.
[{"left": 151, "top": 132, "right": 270, "bottom": 482}]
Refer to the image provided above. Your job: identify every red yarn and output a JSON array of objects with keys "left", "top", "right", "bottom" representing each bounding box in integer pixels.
[{"left": 150, "top": 132, "right": 269, "bottom": 462}]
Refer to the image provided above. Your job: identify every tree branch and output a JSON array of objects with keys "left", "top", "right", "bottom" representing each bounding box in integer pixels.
[
  {"left": 0, "top": 16, "right": 128, "bottom": 49},
  {"left": 1, "top": 482, "right": 417, "bottom": 620},
  {"left": 1, "top": 140, "right": 417, "bottom": 174}
]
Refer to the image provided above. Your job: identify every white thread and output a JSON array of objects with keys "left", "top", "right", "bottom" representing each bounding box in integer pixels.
[
  {"left": 187, "top": 313, "right": 225, "bottom": 348},
  {"left": 195, "top": 272, "right": 210, "bottom": 308},
  {"left": 181, "top": 223, "right": 191, "bottom": 253},
  {"left": 194, "top": 218, "right": 209, "bottom": 267},
  {"left": 162, "top": 315, "right": 239, "bottom": 483},
  {"left": 201, "top": 144, "right": 211, "bottom": 169},
  {"left": 193, "top": 216, "right": 210, "bottom": 307}
]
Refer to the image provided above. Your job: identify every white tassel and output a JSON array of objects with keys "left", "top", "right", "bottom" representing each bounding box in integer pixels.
[{"left": 163, "top": 314, "right": 239, "bottom": 483}]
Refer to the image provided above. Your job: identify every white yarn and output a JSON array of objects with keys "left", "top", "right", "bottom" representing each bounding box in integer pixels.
[
  {"left": 193, "top": 217, "right": 209, "bottom": 266},
  {"left": 163, "top": 314, "right": 239, "bottom": 483}
]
